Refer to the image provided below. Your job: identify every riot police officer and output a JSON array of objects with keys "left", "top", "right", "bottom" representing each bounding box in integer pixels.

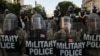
[
  {"left": 54, "top": 6, "right": 61, "bottom": 18},
  {"left": 82, "top": 13, "right": 100, "bottom": 56},
  {"left": 3, "top": 13, "right": 27, "bottom": 56},
  {"left": 79, "top": 6, "right": 87, "bottom": 25},
  {"left": 54, "top": 16, "right": 81, "bottom": 42},
  {"left": 68, "top": 6, "right": 75, "bottom": 15},
  {"left": 92, "top": 5, "right": 97, "bottom": 13},
  {"left": 41, "top": 7, "right": 47, "bottom": 19},
  {"left": 30, "top": 14, "right": 46, "bottom": 40},
  {"left": 68, "top": 5, "right": 77, "bottom": 25},
  {"left": 53, "top": 6, "right": 61, "bottom": 32}
]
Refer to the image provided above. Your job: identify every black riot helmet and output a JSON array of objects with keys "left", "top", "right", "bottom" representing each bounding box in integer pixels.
[{"left": 4, "top": 9, "right": 9, "bottom": 14}]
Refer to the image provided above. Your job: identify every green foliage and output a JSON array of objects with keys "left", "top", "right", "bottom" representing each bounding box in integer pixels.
[
  {"left": 57, "top": 1, "right": 81, "bottom": 16},
  {"left": 34, "top": 4, "right": 43, "bottom": 13},
  {"left": 0, "top": 0, "right": 7, "bottom": 13},
  {"left": 27, "top": 4, "right": 33, "bottom": 10},
  {"left": 12, "top": 3, "right": 21, "bottom": 16},
  {"left": 7, "top": 3, "right": 21, "bottom": 15},
  {"left": 74, "top": 7, "right": 81, "bottom": 15},
  {"left": 13, "top": 0, "right": 19, "bottom": 4},
  {"left": 0, "top": 0, "right": 21, "bottom": 15}
]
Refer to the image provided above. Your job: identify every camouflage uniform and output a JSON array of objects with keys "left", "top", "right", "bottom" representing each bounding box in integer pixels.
[
  {"left": 53, "top": 16, "right": 81, "bottom": 56},
  {"left": 54, "top": 29, "right": 81, "bottom": 42},
  {"left": 6, "top": 29, "right": 27, "bottom": 56},
  {"left": 53, "top": 16, "right": 81, "bottom": 42},
  {"left": 82, "top": 13, "right": 100, "bottom": 56},
  {"left": 3, "top": 13, "right": 27, "bottom": 56},
  {"left": 17, "top": 28, "right": 27, "bottom": 56}
]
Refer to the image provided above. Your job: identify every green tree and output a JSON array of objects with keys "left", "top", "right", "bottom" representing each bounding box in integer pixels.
[
  {"left": 0, "top": 0, "right": 21, "bottom": 15},
  {"left": 12, "top": 3, "right": 21, "bottom": 15},
  {"left": 0, "top": 0, "right": 7, "bottom": 13},
  {"left": 34, "top": 4, "right": 43, "bottom": 13},
  {"left": 74, "top": 7, "right": 81, "bottom": 15},
  {"left": 13, "top": 0, "right": 19, "bottom": 4},
  {"left": 6, "top": 2, "right": 21, "bottom": 15},
  {"left": 57, "top": 1, "right": 81, "bottom": 16},
  {"left": 27, "top": 4, "right": 33, "bottom": 10},
  {"left": 41, "top": 7, "right": 47, "bottom": 19}
]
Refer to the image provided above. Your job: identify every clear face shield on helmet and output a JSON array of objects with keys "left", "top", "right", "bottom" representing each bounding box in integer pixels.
[
  {"left": 61, "top": 16, "right": 72, "bottom": 33},
  {"left": 32, "top": 14, "right": 45, "bottom": 30},
  {"left": 86, "top": 13, "right": 100, "bottom": 31},
  {"left": 3, "top": 13, "right": 18, "bottom": 32}
]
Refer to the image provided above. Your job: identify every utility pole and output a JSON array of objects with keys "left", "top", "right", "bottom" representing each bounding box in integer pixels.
[{"left": 35, "top": 0, "right": 37, "bottom": 7}]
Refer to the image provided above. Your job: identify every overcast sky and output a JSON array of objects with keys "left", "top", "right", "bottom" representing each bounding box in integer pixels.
[{"left": 24, "top": 0, "right": 82, "bottom": 14}]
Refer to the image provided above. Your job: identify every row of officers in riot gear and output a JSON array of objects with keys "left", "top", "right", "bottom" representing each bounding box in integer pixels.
[{"left": 0, "top": 5, "right": 100, "bottom": 56}]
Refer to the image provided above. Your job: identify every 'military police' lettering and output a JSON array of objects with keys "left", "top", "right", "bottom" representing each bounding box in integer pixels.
[
  {"left": 60, "top": 49, "right": 82, "bottom": 56},
  {"left": 56, "top": 42, "right": 85, "bottom": 56},
  {"left": 0, "top": 42, "right": 15, "bottom": 49},
  {"left": 26, "top": 40, "right": 56, "bottom": 48},
  {"left": 29, "top": 48, "right": 53, "bottom": 55},
  {"left": 0, "top": 35, "right": 18, "bottom": 49},
  {"left": 56, "top": 42, "right": 85, "bottom": 49},
  {"left": 86, "top": 41, "right": 100, "bottom": 48},
  {"left": 83, "top": 34, "right": 100, "bottom": 41},
  {"left": 83, "top": 34, "right": 100, "bottom": 48},
  {"left": 26, "top": 40, "right": 56, "bottom": 55},
  {"left": 0, "top": 35, "right": 18, "bottom": 42}
]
